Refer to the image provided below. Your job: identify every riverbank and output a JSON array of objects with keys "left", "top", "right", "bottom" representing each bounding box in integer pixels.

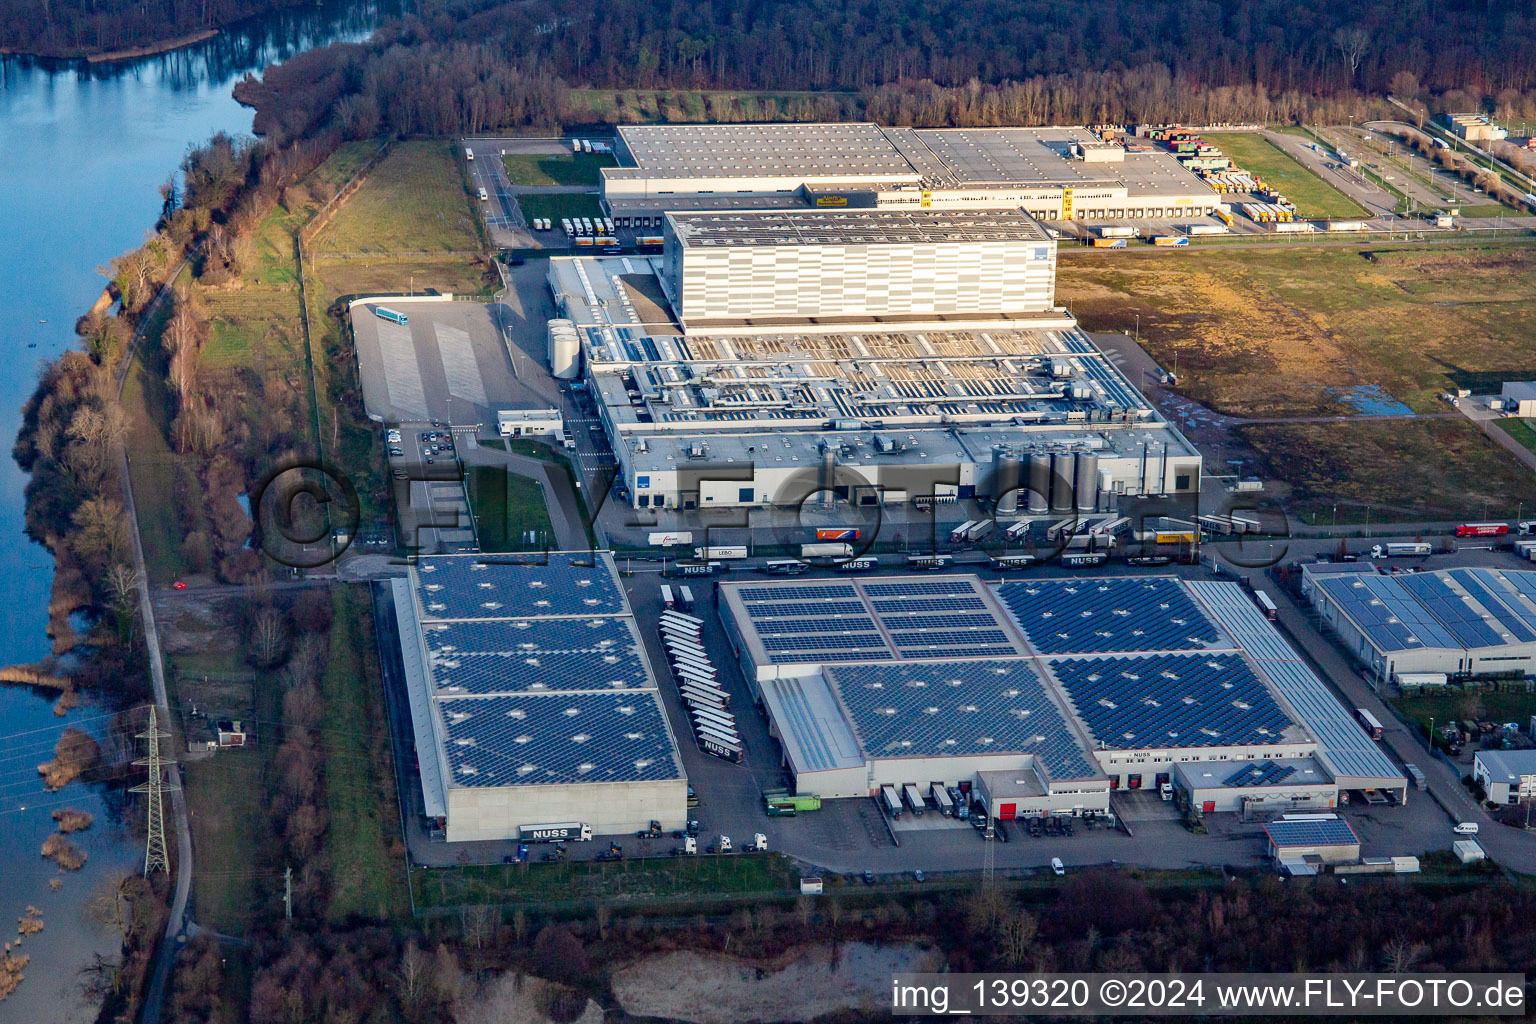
[{"left": 1, "top": 28, "right": 217, "bottom": 63}]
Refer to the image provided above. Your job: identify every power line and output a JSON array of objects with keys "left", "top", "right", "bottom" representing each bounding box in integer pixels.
[{"left": 131, "top": 706, "right": 178, "bottom": 876}]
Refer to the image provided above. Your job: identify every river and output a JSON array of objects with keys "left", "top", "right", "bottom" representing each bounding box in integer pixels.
[{"left": 0, "top": 4, "right": 390, "bottom": 1019}]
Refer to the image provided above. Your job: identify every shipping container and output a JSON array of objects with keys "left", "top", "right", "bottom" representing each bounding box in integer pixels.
[
  {"left": 762, "top": 558, "right": 809, "bottom": 575},
  {"left": 1097, "top": 225, "right": 1137, "bottom": 238},
  {"left": 1370, "top": 542, "right": 1432, "bottom": 558},
  {"left": 880, "top": 784, "right": 903, "bottom": 818},
  {"left": 1253, "top": 590, "right": 1279, "bottom": 620},
  {"left": 801, "top": 542, "right": 854, "bottom": 559},
  {"left": 659, "top": 585, "right": 675, "bottom": 610},
  {"left": 989, "top": 554, "right": 1037, "bottom": 570},
  {"left": 520, "top": 822, "right": 592, "bottom": 842},
  {"left": 906, "top": 553, "right": 952, "bottom": 570},
  {"left": 949, "top": 520, "right": 978, "bottom": 542},
  {"left": 1152, "top": 235, "right": 1189, "bottom": 246},
  {"left": 1092, "top": 238, "right": 1128, "bottom": 248},
  {"left": 834, "top": 557, "right": 879, "bottom": 572},
  {"left": 1355, "top": 708, "right": 1384, "bottom": 741},
  {"left": 700, "top": 736, "right": 743, "bottom": 762},
  {"left": 931, "top": 784, "right": 955, "bottom": 816},
  {"left": 814, "top": 528, "right": 861, "bottom": 541},
  {"left": 677, "top": 585, "right": 695, "bottom": 613},
  {"left": 649, "top": 531, "right": 693, "bottom": 547},
  {"left": 1005, "top": 521, "right": 1031, "bottom": 540},
  {"left": 902, "top": 783, "right": 926, "bottom": 816}
]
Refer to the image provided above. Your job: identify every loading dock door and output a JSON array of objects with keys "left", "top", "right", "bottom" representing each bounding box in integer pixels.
[{"left": 997, "top": 802, "right": 1017, "bottom": 820}]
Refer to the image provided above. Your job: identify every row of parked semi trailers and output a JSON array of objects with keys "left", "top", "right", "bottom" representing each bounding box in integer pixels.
[{"left": 881, "top": 783, "right": 965, "bottom": 819}]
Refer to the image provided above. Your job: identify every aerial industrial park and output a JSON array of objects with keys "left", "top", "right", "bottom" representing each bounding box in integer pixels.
[{"left": 333, "top": 120, "right": 1536, "bottom": 887}]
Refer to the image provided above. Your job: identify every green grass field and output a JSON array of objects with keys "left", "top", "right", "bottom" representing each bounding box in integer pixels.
[
  {"left": 414, "top": 851, "right": 800, "bottom": 909},
  {"left": 502, "top": 151, "right": 615, "bottom": 186},
  {"left": 1205, "top": 132, "right": 1369, "bottom": 220},
  {"left": 515, "top": 191, "right": 606, "bottom": 227},
  {"left": 182, "top": 749, "right": 265, "bottom": 932},
  {"left": 314, "top": 141, "right": 481, "bottom": 254},
  {"left": 1495, "top": 417, "right": 1536, "bottom": 455},
  {"left": 322, "top": 586, "right": 410, "bottom": 921},
  {"left": 466, "top": 465, "right": 554, "bottom": 550},
  {"left": 121, "top": 355, "right": 188, "bottom": 583},
  {"left": 1393, "top": 689, "right": 1536, "bottom": 735}
]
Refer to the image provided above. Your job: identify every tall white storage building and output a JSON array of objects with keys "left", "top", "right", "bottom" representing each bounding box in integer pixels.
[
  {"left": 393, "top": 552, "right": 688, "bottom": 842},
  {"left": 659, "top": 209, "right": 1058, "bottom": 329}
]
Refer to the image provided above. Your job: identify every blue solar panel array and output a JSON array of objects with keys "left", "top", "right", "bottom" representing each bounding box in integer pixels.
[
  {"left": 437, "top": 691, "right": 681, "bottom": 787},
  {"left": 1049, "top": 653, "right": 1294, "bottom": 749},
  {"left": 424, "top": 618, "right": 649, "bottom": 695},
  {"left": 1447, "top": 569, "right": 1536, "bottom": 643},
  {"left": 415, "top": 553, "right": 624, "bottom": 620},
  {"left": 1393, "top": 572, "right": 1507, "bottom": 648},
  {"left": 1000, "top": 577, "right": 1223, "bottom": 654},
  {"left": 1314, "top": 574, "right": 1460, "bottom": 651},
  {"left": 742, "top": 584, "right": 857, "bottom": 602},
  {"left": 1264, "top": 817, "right": 1358, "bottom": 849},
  {"left": 825, "top": 660, "right": 1101, "bottom": 781},
  {"left": 1223, "top": 761, "right": 1297, "bottom": 787}
]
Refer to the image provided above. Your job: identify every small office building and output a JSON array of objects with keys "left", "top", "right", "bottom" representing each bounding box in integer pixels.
[
  {"left": 1264, "top": 816, "right": 1361, "bottom": 866},
  {"left": 1474, "top": 749, "right": 1536, "bottom": 804}
]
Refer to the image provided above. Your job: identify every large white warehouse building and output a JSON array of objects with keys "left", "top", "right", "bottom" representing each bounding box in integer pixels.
[
  {"left": 659, "top": 209, "right": 1058, "bottom": 329},
  {"left": 602, "top": 123, "right": 1221, "bottom": 225},
  {"left": 393, "top": 552, "right": 688, "bottom": 842},
  {"left": 715, "top": 573, "right": 1406, "bottom": 819}
]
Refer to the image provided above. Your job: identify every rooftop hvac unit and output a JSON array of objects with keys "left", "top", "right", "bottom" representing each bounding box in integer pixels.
[{"left": 687, "top": 441, "right": 707, "bottom": 459}]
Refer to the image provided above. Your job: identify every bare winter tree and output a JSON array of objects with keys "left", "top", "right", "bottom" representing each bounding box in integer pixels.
[
  {"left": 250, "top": 608, "right": 290, "bottom": 668},
  {"left": 1333, "top": 26, "right": 1370, "bottom": 82}
]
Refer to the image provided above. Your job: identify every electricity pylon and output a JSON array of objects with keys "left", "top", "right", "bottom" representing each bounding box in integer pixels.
[{"left": 131, "top": 706, "right": 178, "bottom": 876}]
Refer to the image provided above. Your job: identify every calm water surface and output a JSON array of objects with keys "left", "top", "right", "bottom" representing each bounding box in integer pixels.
[{"left": 0, "top": 5, "right": 388, "bottom": 1018}]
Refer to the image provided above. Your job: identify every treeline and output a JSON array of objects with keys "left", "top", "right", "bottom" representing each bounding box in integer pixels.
[
  {"left": 234, "top": 0, "right": 1536, "bottom": 142},
  {"left": 0, "top": 0, "right": 306, "bottom": 58}
]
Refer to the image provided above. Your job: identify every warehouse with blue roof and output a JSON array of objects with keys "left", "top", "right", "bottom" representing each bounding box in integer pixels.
[
  {"left": 1302, "top": 564, "right": 1536, "bottom": 682},
  {"left": 393, "top": 552, "right": 688, "bottom": 842},
  {"left": 718, "top": 572, "right": 1407, "bottom": 816}
]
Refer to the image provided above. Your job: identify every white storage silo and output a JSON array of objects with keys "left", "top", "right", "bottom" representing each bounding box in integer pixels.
[{"left": 547, "top": 319, "right": 581, "bottom": 379}]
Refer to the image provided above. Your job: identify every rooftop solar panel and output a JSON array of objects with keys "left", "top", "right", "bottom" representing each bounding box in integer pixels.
[
  {"left": 415, "top": 553, "right": 624, "bottom": 620},
  {"left": 1187, "top": 581, "right": 1404, "bottom": 785},
  {"left": 1263, "top": 817, "right": 1358, "bottom": 848},
  {"left": 740, "top": 584, "right": 858, "bottom": 602},
  {"left": 826, "top": 660, "right": 1100, "bottom": 780},
  {"left": 1315, "top": 574, "right": 1461, "bottom": 651},
  {"left": 437, "top": 691, "right": 682, "bottom": 787},
  {"left": 1446, "top": 569, "right": 1536, "bottom": 643},
  {"left": 1049, "top": 652, "right": 1294, "bottom": 749},
  {"left": 1000, "top": 577, "right": 1223, "bottom": 654},
  {"left": 1393, "top": 572, "right": 1507, "bottom": 648}
]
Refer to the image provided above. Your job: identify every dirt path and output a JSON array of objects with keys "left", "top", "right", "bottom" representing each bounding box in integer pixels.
[{"left": 611, "top": 941, "right": 941, "bottom": 1023}]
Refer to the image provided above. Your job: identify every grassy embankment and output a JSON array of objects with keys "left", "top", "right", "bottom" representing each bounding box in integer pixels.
[
  {"left": 514, "top": 192, "right": 607, "bottom": 228},
  {"left": 466, "top": 464, "right": 554, "bottom": 551},
  {"left": 1204, "top": 132, "right": 1369, "bottom": 220},
  {"left": 1494, "top": 417, "right": 1536, "bottom": 455},
  {"left": 1058, "top": 244, "right": 1536, "bottom": 521},
  {"left": 322, "top": 585, "right": 410, "bottom": 921}
]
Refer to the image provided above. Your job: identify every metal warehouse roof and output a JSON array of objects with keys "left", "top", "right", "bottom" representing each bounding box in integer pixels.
[
  {"left": 668, "top": 208, "right": 1051, "bottom": 248},
  {"left": 824, "top": 659, "right": 1102, "bottom": 781},
  {"left": 1314, "top": 573, "right": 1461, "bottom": 652},
  {"left": 436, "top": 691, "right": 681, "bottom": 787},
  {"left": 1475, "top": 749, "right": 1536, "bottom": 785},
  {"left": 1264, "top": 816, "right": 1359, "bottom": 849},
  {"left": 1187, "top": 580, "right": 1404, "bottom": 787},
  {"left": 414, "top": 552, "right": 625, "bottom": 620},
  {"left": 618, "top": 123, "right": 918, "bottom": 180},
  {"left": 759, "top": 673, "right": 866, "bottom": 774},
  {"left": 402, "top": 553, "right": 685, "bottom": 792},
  {"left": 999, "top": 576, "right": 1224, "bottom": 654},
  {"left": 1049, "top": 652, "right": 1295, "bottom": 750}
]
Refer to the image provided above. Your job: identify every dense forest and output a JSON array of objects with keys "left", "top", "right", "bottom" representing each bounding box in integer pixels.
[
  {"left": 232, "top": 0, "right": 1536, "bottom": 141},
  {"left": 0, "top": 0, "right": 309, "bottom": 57}
]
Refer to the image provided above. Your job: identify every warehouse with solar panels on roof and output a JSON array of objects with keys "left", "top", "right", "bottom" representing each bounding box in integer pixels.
[
  {"left": 716, "top": 573, "right": 1406, "bottom": 818},
  {"left": 1301, "top": 563, "right": 1536, "bottom": 682},
  {"left": 392, "top": 552, "right": 688, "bottom": 842}
]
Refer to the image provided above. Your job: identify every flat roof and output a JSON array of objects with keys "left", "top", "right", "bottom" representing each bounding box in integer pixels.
[
  {"left": 617, "top": 123, "right": 918, "bottom": 180},
  {"left": 824, "top": 659, "right": 1103, "bottom": 781},
  {"left": 999, "top": 577, "right": 1224, "bottom": 654},
  {"left": 1264, "top": 816, "right": 1359, "bottom": 849},
  {"left": 1175, "top": 756, "right": 1333, "bottom": 792},
  {"left": 406, "top": 553, "right": 685, "bottom": 792},
  {"left": 1187, "top": 580, "right": 1405, "bottom": 786},
  {"left": 610, "top": 123, "right": 1215, "bottom": 201},
  {"left": 722, "top": 575, "right": 1025, "bottom": 666},
  {"left": 759, "top": 673, "right": 867, "bottom": 774},
  {"left": 667, "top": 208, "right": 1051, "bottom": 248},
  {"left": 1049, "top": 652, "right": 1300, "bottom": 751}
]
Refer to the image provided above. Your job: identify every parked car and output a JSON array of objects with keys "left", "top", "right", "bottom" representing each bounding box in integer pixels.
[
  {"left": 1453, "top": 822, "right": 1480, "bottom": 835},
  {"left": 1051, "top": 857, "right": 1066, "bottom": 876}
]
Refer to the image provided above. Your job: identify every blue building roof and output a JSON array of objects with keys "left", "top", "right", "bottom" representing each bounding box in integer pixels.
[
  {"left": 1314, "top": 573, "right": 1461, "bottom": 651},
  {"left": 1049, "top": 652, "right": 1294, "bottom": 750},
  {"left": 437, "top": 691, "right": 682, "bottom": 787},
  {"left": 1264, "top": 816, "right": 1358, "bottom": 849},
  {"left": 414, "top": 552, "right": 626, "bottom": 620},
  {"left": 423, "top": 618, "right": 651, "bottom": 695},
  {"left": 825, "top": 660, "right": 1102, "bottom": 781},
  {"left": 999, "top": 577, "right": 1224, "bottom": 654}
]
